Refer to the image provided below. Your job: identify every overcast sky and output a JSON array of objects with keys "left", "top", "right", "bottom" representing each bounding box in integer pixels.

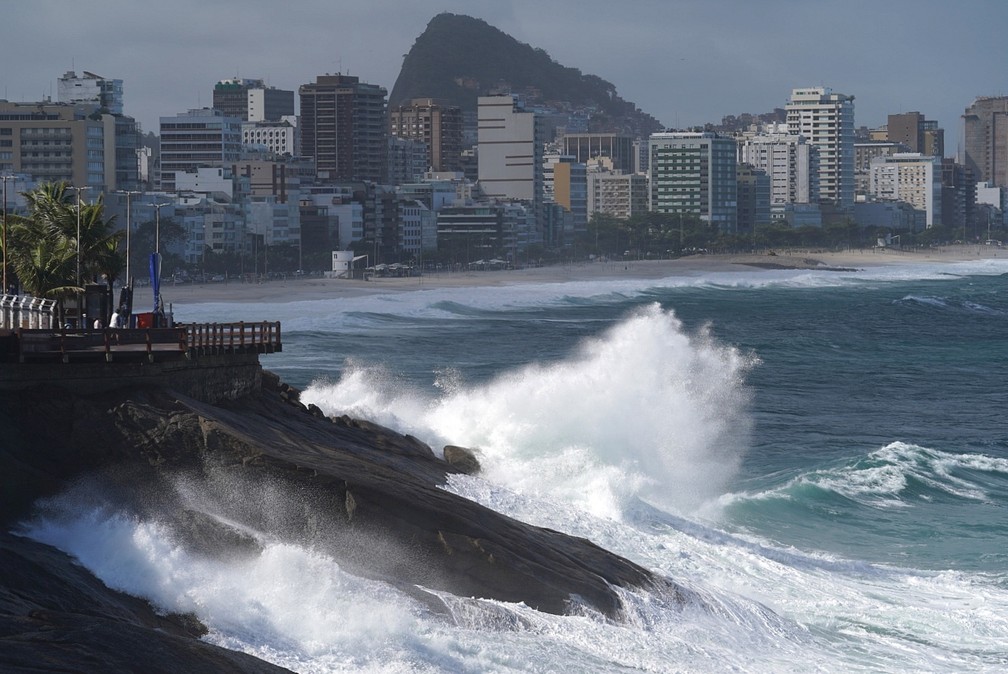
[{"left": 4, "top": 0, "right": 1006, "bottom": 155}]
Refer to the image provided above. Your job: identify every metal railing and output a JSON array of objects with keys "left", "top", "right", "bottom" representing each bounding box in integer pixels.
[{"left": 0, "top": 295, "right": 58, "bottom": 330}]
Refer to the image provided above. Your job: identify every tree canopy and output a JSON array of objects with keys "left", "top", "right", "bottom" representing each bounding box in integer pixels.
[{"left": 3, "top": 181, "right": 123, "bottom": 322}]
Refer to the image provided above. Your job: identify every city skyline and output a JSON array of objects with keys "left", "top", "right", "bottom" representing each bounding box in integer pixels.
[{"left": 3, "top": 0, "right": 1007, "bottom": 155}]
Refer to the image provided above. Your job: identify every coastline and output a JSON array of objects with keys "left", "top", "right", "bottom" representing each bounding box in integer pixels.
[{"left": 166, "top": 244, "right": 1005, "bottom": 305}]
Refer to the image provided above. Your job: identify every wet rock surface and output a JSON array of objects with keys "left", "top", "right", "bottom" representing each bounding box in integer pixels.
[{"left": 0, "top": 372, "right": 680, "bottom": 672}]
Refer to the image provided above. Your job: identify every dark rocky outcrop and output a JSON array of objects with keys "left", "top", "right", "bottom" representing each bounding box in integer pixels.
[
  {"left": 0, "top": 532, "right": 291, "bottom": 674},
  {"left": 443, "top": 444, "right": 482, "bottom": 475},
  {"left": 0, "top": 368, "right": 682, "bottom": 672}
]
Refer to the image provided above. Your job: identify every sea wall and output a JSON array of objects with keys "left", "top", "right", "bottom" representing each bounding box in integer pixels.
[{"left": 0, "top": 353, "right": 262, "bottom": 403}]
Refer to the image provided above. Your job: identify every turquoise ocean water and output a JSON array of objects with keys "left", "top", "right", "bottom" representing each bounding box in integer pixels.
[{"left": 25, "top": 258, "right": 1008, "bottom": 672}]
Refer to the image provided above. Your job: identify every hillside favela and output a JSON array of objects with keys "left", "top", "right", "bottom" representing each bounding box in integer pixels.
[{"left": 2, "top": 10, "right": 1008, "bottom": 674}]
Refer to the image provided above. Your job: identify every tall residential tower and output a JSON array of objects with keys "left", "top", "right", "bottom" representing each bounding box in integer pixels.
[
  {"left": 963, "top": 96, "right": 1008, "bottom": 189},
  {"left": 786, "top": 87, "right": 855, "bottom": 208},
  {"left": 299, "top": 74, "right": 387, "bottom": 183},
  {"left": 213, "top": 78, "right": 295, "bottom": 123},
  {"left": 477, "top": 95, "right": 545, "bottom": 223},
  {"left": 389, "top": 98, "right": 463, "bottom": 172},
  {"left": 649, "top": 131, "right": 738, "bottom": 232}
]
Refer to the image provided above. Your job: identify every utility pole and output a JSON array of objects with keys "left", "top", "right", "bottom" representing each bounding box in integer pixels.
[
  {"left": 1, "top": 175, "right": 15, "bottom": 293},
  {"left": 72, "top": 186, "right": 91, "bottom": 290},
  {"left": 152, "top": 203, "right": 170, "bottom": 256},
  {"left": 116, "top": 190, "right": 142, "bottom": 287},
  {"left": 72, "top": 186, "right": 91, "bottom": 327}
]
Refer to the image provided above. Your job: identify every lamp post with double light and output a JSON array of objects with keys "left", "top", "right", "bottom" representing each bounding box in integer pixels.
[
  {"left": 152, "top": 202, "right": 170, "bottom": 257},
  {"left": 116, "top": 190, "right": 141, "bottom": 286}
]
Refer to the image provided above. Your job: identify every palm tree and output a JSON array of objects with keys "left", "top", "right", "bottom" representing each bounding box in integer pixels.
[
  {"left": 6, "top": 181, "right": 124, "bottom": 325},
  {"left": 5, "top": 215, "right": 78, "bottom": 325}
]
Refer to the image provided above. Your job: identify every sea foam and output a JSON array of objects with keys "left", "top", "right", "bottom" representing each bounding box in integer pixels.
[{"left": 303, "top": 303, "right": 756, "bottom": 518}]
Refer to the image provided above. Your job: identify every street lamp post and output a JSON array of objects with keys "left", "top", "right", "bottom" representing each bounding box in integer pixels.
[
  {"left": 72, "top": 186, "right": 91, "bottom": 328},
  {"left": 72, "top": 186, "right": 91, "bottom": 290},
  {"left": 152, "top": 202, "right": 170, "bottom": 257},
  {"left": 116, "top": 190, "right": 141, "bottom": 287},
  {"left": 1, "top": 175, "right": 15, "bottom": 293}
]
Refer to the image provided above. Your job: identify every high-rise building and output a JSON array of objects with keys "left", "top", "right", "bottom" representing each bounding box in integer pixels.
[
  {"left": 738, "top": 133, "right": 819, "bottom": 205},
  {"left": 242, "top": 119, "right": 298, "bottom": 156},
  {"left": 58, "top": 70, "right": 123, "bottom": 115},
  {"left": 736, "top": 164, "right": 771, "bottom": 234},
  {"left": 213, "top": 78, "right": 295, "bottom": 123},
  {"left": 387, "top": 136, "right": 430, "bottom": 185},
  {"left": 786, "top": 87, "right": 855, "bottom": 208},
  {"left": 887, "top": 111, "right": 944, "bottom": 157},
  {"left": 586, "top": 170, "right": 649, "bottom": 221},
  {"left": 55, "top": 70, "right": 139, "bottom": 191},
  {"left": 477, "top": 95, "right": 544, "bottom": 223},
  {"left": 389, "top": 98, "right": 462, "bottom": 172},
  {"left": 0, "top": 102, "right": 109, "bottom": 191},
  {"left": 854, "top": 141, "right": 905, "bottom": 196},
  {"left": 159, "top": 108, "right": 242, "bottom": 192},
  {"left": 963, "top": 97, "right": 1008, "bottom": 189},
  {"left": 543, "top": 154, "right": 587, "bottom": 238},
  {"left": 436, "top": 204, "right": 504, "bottom": 259},
  {"left": 299, "top": 74, "right": 387, "bottom": 183},
  {"left": 869, "top": 153, "right": 943, "bottom": 228},
  {"left": 561, "top": 133, "right": 636, "bottom": 174},
  {"left": 941, "top": 158, "right": 977, "bottom": 239},
  {"left": 649, "top": 131, "right": 738, "bottom": 232}
]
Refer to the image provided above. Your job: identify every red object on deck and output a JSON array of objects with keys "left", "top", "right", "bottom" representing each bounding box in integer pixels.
[{"left": 135, "top": 312, "right": 153, "bottom": 329}]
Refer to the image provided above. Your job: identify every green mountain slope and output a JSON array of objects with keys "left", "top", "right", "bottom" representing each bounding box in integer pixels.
[{"left": 390, "top": 13, "right": 663, "bottom": 136}]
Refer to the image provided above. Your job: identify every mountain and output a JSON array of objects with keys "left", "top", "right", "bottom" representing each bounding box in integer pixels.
[{"left": 390, "top": 13, "right": 663, "bottom": 136}]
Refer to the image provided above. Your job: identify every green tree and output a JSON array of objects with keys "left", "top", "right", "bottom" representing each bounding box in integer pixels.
[
  {"left": 128, "top": 217, "right": 186, "bottom": 281},
  {"left": 5, "top": 182, "right": 124, "bottom": 324}
]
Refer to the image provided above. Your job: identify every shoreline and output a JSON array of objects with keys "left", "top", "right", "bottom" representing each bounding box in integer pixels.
[{"left": 166, "top": 245, "right": 1005, "bottom": 305}]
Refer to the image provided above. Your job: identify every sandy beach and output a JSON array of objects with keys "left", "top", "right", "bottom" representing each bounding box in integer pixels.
[{"left": 165, "top": 244, "right": 1005, "bottom": 305}]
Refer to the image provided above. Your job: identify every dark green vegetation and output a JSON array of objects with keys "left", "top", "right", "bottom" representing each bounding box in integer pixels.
[
  {"left": 391, "top": 13, "right": 662, "bottom": 136},
  {"left": 3, "top": 182, "right": 124, "bottom": 323},
  {"left": 579, "top": 212, "right": 1008, "bottom": 261}
]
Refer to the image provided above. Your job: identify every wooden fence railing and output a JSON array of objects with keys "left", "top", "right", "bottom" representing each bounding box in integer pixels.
[
  {"left": 183, "top": 321, "right": 282, "bottom": 356},
  {"left": 11, "top": 321, "right": 281, "bottom": 363}
]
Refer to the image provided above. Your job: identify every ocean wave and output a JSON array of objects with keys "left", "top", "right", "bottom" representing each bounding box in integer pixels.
[
  {"left": 19, "top": 447, "right": 1008, "bottom": 673},
  {"left": 173, "top": 258, "right": 1008, "bottom": 332},
  {"left": 727, "top": 442, "right": 1008, "bottom": 510},
  {"left": 303, "top": 303, "right": 757, "bottom": 517},
  {"left": 895, "top": 294, "right": 1006, "bottom": 315}
]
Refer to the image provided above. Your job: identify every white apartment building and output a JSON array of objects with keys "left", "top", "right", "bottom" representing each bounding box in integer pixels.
[
  {"left": 246, "top": 195, "right": 301, "bottom": 248},
  {"left": 738, "top": 133, "right": 819, "bottom": 206},
  {"left": 869, "top": 153, "right": 942, "bottom": 228},
  {"left": 587, "top": 170, "right": 649, "bottom": 220},
  {"left": 242, "top": 117, "right": 298, "bottom": 156},
  {"left": 477, "top": 95, "right": 544, "bottom": 224},
  {"left": 786, "top": 87, "right": 855, "bottom": 208},
  {"left": 398, "top": 199, "right": 436, "bottom": 255},
  {"left": 175, "top": 166, "right": 233, "bottom": 199},
  {"left": 58, "top": 70, "right": 123, "bottom": 115},
  {"left": 159, "top": 108, "right": 242, "bottom": 192}
]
